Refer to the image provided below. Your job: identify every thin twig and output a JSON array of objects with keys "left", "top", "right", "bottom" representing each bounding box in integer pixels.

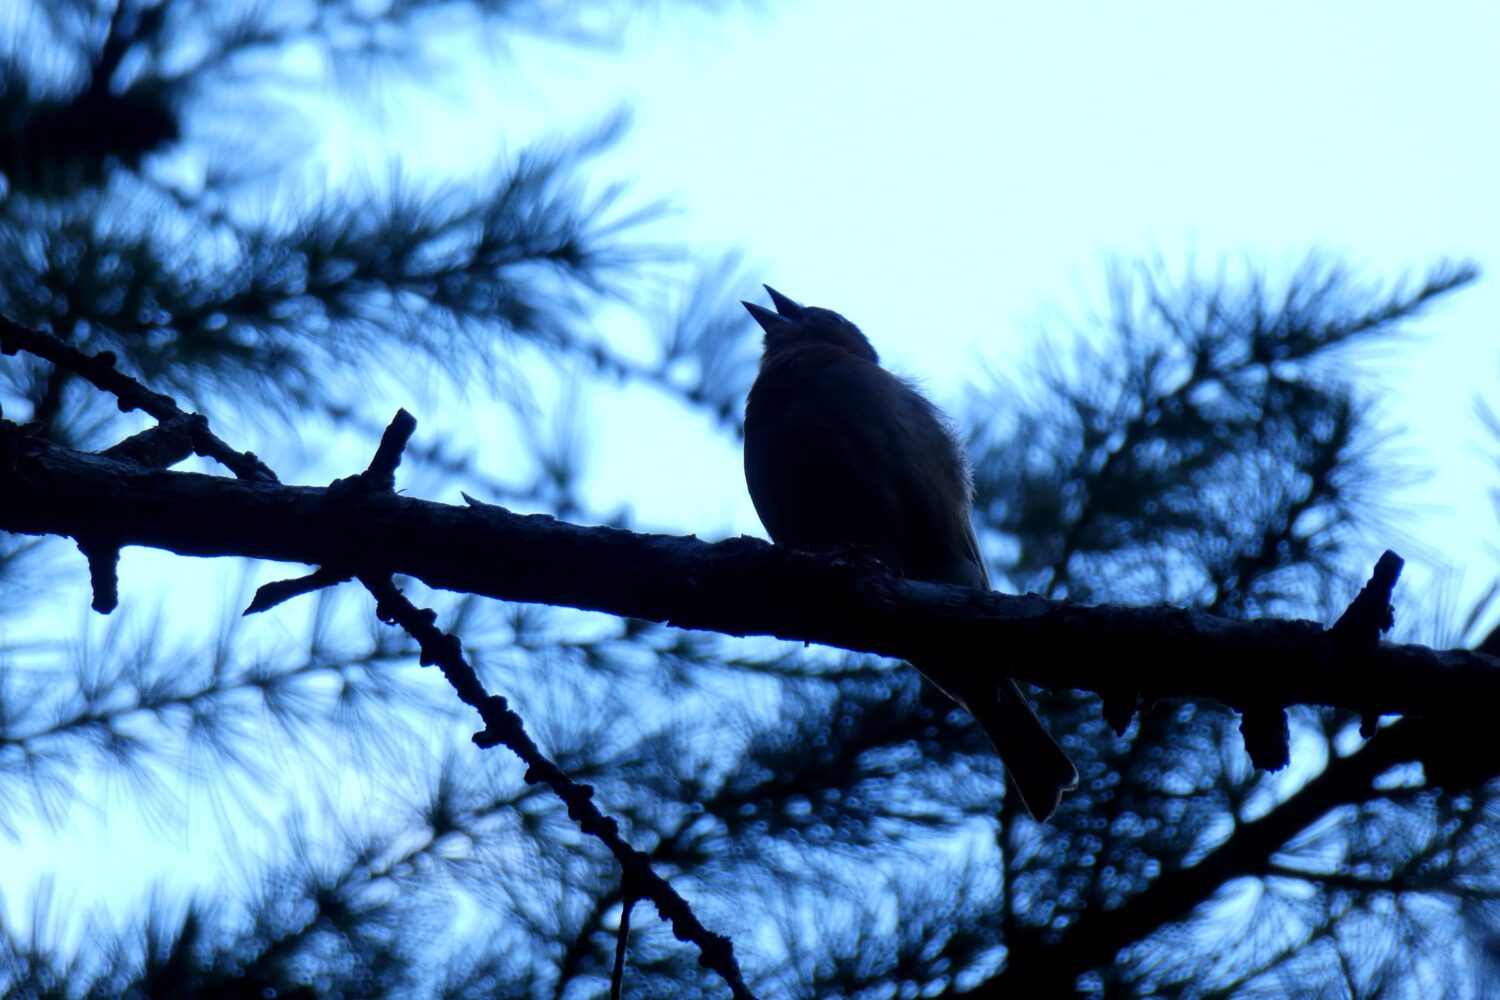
[
  {"left": 0, "top": 313, "right": 277, "bottom": 482},
  {"left": 612, "top": 883, "right": 637, "bottom": 1000},
  {"left": 360, "top": 574, "right": 756, "bottom": 999}
]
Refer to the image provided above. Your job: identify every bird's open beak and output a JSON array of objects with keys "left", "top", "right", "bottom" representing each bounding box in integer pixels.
[
  {"left": 764, "top": 285, "right": 804, "bottom": 318},
  {"left": 742, "top": 301, "right": 786, "bottom": 332},
  {"left": 743, "top": 285, "right": 806, "bottom": 333}
]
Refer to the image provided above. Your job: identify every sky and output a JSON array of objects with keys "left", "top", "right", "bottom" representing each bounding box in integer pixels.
[
  {"left": 5, "top": 0, "right": 1500, "bottom": 965},
  {"left": 445, "top": 0, "right": 1500, "bottom": 608}
]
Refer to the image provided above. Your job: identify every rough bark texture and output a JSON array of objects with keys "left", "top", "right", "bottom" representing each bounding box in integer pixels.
[{"left": 2, "top": 426, "right": 1496, "bottom": 726}]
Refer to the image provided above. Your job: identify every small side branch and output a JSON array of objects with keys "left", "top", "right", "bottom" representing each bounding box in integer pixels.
[
  {"left": 1239, "top": 550, "right": 1407, "bottom": 768},
  {"left": 245, "top": 409, "right": 419, "bottom": 616},
  {"left": 1332, "top": 549, "right": 1403, "bottom": 644},
  {"left": 1332, "top": 550, "right": 1404, "bottom": 737},
  {"left": 101, "top": 414, "right": 196, "bottom": 468},
  {"left": 612, "top": 877, "right": 640, "bottom": 1000},
  {"left": 359, "top": 408, "right": 417, "bottom": 488},
  {"left": 0, "top": 313, "right": 276, "bottom": 483},
  {"left": 359, "top": 575, "right": 757, "bottom": 1000},
  {"left": 77, "top": 535, "right": 120, "bottom": 614},
  {"left": 243, "top": 566, "right": 353, "bottom": 616}
]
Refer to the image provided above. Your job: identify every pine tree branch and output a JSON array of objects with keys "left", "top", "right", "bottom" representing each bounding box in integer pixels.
[
  {"left": 2, "top": 425, "right": 1497, "bottom": 728},
  {"left": 360, "top": 573, "right": 755, "bottom": 1000},
  {"left": 6, "top": 309, "right": 1500, "bottom": 998},
  {"left": 0, "top": 315, "right": 757, "bottom": 999},
  {"left": 968, "top": 718, "right": 1462, "bottom": 996},
  {"left": 0, "top": 315, "right": 277, "bottom": 483}
]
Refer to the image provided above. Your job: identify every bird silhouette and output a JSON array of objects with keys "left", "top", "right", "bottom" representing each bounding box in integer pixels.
[{"left": 743, "top": 285, "right": 1077, "bottom": 820}]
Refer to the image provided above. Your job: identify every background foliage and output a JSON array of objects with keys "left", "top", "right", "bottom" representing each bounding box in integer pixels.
[{"left": 0, "top": 2, "right": 1494, "bottom": 998}]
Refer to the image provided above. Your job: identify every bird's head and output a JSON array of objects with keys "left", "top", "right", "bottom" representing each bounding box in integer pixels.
[{"left": 742, "top": 285, "right": 880, "bottom": 365}]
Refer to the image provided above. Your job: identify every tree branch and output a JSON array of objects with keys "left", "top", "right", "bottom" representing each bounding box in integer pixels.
[
  {"left": 360, "top": 574, "right": 754, "bottom": 999},
  {"left": 0, "top": 315, "right": 277, "bottom": 482},
  {"left": 972, "top": 718, "right": 1450, "bottom": 996},
  {"left": 0, "top": 316, "right": 757, "bottom": 998},
  {"left": 1, "top": 428, "right": 1497, "bottom": 727}
]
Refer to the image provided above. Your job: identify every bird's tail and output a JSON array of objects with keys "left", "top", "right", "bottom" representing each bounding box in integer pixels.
[{"left": 923, "top": 663, "right": 1078, "bottom": 821}]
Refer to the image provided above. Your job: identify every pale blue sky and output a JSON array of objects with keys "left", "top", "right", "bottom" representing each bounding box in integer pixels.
[
  {"left": 457, "top": 0, "right": 1500, "bottom": 602},
  {"left": 6, "top": 0, "right": 1500, "bottom": 964}
]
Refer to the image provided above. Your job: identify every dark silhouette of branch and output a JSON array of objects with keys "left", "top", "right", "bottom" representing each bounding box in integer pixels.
[
  {"left": 611, "top": 880, "right": 639, "bottom": 1000},
  {"left": 2, "top": 420, "right": 1497, "bottom": 730},
  {"left": 0, "top": 315, "right": 277, "bottom": 483},
  {"left": 971, "top": 717, "right": 1480, "bottom": 996},
  {"left": 0, "top": 314, "right": 756, "bottom": 1000},
  {"left": 5, "top": 312, "right": 1500, "bottom": 997},
  {"left": 360, "top": 572, "right": 755, "bottom": 1000}
]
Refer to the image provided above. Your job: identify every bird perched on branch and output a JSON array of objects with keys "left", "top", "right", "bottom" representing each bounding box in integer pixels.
[{"left": 742, "top": 285, "right": 1078, "bottom": 821}]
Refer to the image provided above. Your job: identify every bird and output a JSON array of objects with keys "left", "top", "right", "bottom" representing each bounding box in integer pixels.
[{"left": 742, "top": 285, "right": 1078, "bottom": 821}]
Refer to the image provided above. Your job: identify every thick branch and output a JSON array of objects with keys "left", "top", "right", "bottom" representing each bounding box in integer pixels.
[
  {"left": 3, "top": 430, "right": 1497, "bottom": 724},
  {"left": 975, "top": 719, "right": 1434, "bottom": 995}
]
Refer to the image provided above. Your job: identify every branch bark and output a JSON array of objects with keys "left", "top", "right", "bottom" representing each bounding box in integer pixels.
[{"left": 2, "top": 426, "right": 1497, "bottom": 726}]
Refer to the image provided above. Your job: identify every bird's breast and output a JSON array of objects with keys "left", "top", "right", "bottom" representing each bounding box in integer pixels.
[{"left": 743, "top": 344, "right": 985, "bottom": 587}]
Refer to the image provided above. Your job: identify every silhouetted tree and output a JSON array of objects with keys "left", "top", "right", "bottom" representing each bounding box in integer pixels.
[{"left": 1, "top": 3, "right": 1495, "bottom": 999}]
